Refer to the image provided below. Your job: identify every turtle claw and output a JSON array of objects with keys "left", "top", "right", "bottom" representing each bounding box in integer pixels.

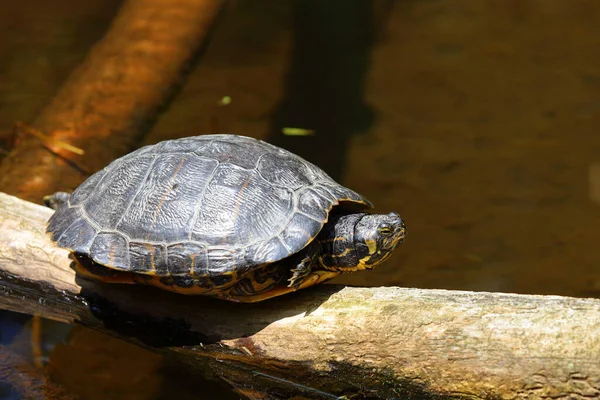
[{"left": 288, "top": 256, "right": 313, "bottom": 289}]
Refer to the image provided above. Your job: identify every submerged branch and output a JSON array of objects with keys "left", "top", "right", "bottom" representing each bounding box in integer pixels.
[{"left": 0, "top": 192, "right": 599, "bottom": 399}]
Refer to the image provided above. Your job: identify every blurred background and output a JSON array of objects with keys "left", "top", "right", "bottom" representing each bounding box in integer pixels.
[{"left": 1, "top": 0, "right": 600, "bottom": 398}]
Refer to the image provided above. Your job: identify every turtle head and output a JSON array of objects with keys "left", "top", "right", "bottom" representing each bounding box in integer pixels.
[
  {"left": 352, "top": 212, "right": 406, "bottom": 270},
  {"left": 317, "top": 211, "right": 405, "bottom": 272}
]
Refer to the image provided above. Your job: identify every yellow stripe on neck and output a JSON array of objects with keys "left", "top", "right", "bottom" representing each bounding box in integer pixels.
[{"left": 365, "top": 239, "right": 377, "bottom": 255}]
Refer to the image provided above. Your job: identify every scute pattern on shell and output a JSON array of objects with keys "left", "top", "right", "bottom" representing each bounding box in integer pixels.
[{"left": 47, "top": 134, "right": 371, "bottom": 276}]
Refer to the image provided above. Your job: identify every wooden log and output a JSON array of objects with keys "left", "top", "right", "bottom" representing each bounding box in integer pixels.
[
  {"left": 0, "top": 191, "right": 599, "bottom": 399},
  {"left": 0, "top": 0, "right": 227, "bottom": 202}
]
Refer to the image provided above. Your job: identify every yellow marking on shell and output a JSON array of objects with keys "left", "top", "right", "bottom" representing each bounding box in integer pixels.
[
  {"left": 147, "top": 157, "right": 186, "bottom": 240},
  {"left": 108, "top": 243, "right": 117, "bottom": 267},
  {"left": 337, "top": 196, "right": 372, "bottom": 208},
  {"left": 365, "top": 239, "right": 377, "bottom": 255},
  {"left": 232, "top": 175, "right": 252, "bottom": 217},
  {"left": 145, "top": 243, "right": 157, "bottom": 275},
  {"left": 189, "top": 253, "right": 196, "bottom": 275}
]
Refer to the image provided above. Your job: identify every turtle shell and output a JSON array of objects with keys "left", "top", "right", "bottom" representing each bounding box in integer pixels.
[{"left": 47, "top": 134, "right": 372, "bottom": 278}]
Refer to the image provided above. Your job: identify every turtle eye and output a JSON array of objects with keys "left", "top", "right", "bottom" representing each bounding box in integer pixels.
[{"left": 379, "top": 225, "right": 393, "bottom": 236}]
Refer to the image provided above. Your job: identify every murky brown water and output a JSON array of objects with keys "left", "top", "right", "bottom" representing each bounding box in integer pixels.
[{"left": 2, "top": 0, "right": 600, "bottom": 398}]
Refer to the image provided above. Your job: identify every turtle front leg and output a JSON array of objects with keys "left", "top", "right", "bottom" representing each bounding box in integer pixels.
[
  {"left": 288, "top": 255, "right": 315, "bottom": 289},
  {"left": 287, "top": 241, "right": 320, "bottom": 289}
]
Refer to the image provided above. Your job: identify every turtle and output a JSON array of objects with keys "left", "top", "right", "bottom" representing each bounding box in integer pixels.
[{"left": 45, "top": 134, "right": 406, "bottom": 302}]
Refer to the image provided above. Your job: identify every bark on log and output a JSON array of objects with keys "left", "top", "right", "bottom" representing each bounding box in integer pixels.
[
  {"left": 1, "top": 192, "right": 599, "bottom": 399},
  {"left": 0, "top": 0, "right": 227, "bottom": 202}
]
